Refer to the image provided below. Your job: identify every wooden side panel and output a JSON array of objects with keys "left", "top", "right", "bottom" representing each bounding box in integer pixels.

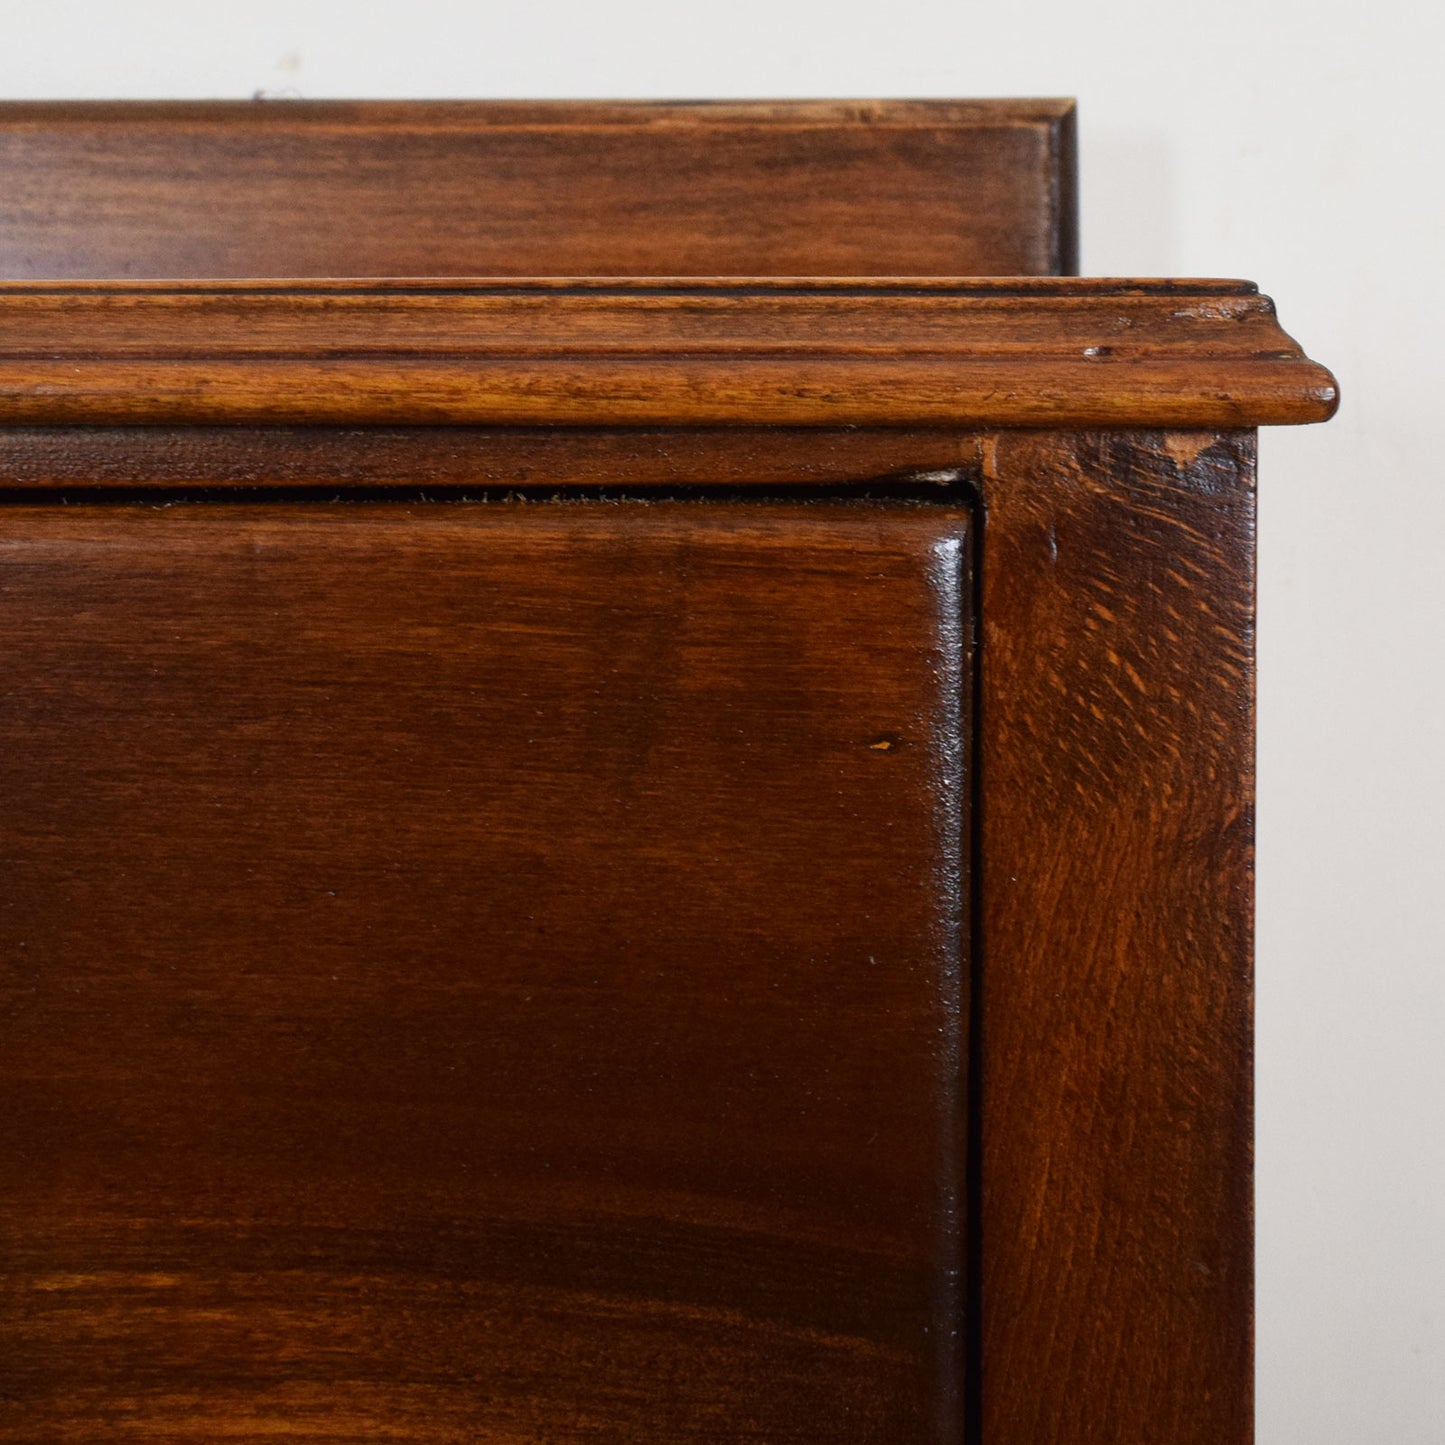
[
  {"left": 977, "top": 431, "right": 1255, "bottom": 1444},
  {"left": 0, "top": 100, "right": 1074, "bottom": 279},
  {"left": 0, "top": 500, "right": 970, "bottom": 1443}
]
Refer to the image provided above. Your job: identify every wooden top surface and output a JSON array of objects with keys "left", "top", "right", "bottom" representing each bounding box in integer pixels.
[
  {"left": 0, "top": 277, "right": 1337, "bottom": 428},
  {"left": 0, "top": 99, "right": 1076, "bottom": 279}
]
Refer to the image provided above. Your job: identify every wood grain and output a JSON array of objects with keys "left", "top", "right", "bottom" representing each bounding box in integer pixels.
[
  {"left": 976, "top": 431, "right": 1255, "bottom": 1444},
  {"left": 0, "top": 279, "right": 1338, "bottom": 428},
  {"left": 0, "top": 499, "right": 971, "bottom": 1443},
  {"left": 0, "top": 425, "right": 985, "bottom": 491},
  {"left": 0, "top": 99, "right": 1075, "bottom": 280},
  {"left": 0, "top": 98, "right": 1338, "bottom": 1437}
]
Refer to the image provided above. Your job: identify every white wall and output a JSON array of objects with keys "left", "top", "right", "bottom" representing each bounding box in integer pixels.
[{"left": 4, "top": 3, "right": 1439, "bottom": 1439}]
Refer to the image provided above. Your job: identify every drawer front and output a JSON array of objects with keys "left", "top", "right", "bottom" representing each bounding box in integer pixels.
[{"left": 0, "top": 500, "right": 970, "bottom": 1442}]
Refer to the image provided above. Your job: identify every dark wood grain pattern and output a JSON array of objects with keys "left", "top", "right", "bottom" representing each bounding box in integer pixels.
[
  {"left": 0, "top": 500, "right": 970, "bottom": 1443},
  {"left": 0, "top": 279, "right": 1337, "bottom": 428},
  {"left": 976, "top": 430, "right": 1255, "bottom": 1444},
  {"left": 0, "top": 100, "right": 1075, "bottom": 280},
  {"left": 0, "top": 425, "right": 986, "bottom": 491},
  {"left": 0, "top": 98, "right": 1340, "bottom": 1439}
]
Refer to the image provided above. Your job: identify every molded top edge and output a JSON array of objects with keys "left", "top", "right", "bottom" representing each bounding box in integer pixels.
[{"left": 0, "top": 277, "right": 1337, "bottom": 428}]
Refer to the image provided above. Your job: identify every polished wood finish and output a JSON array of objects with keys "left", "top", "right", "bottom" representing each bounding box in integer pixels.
[
  {"left": 0, "top": 97, "right": 1338, "bottom": 1445},
  {"left": 0, "top": 424, "right": 987, "bottom": 491},
  {"left": 977, "top": 430, "right": 1255, "bottom": 1443},
  {"left": 0, "top": 100, "right": 1075, "bottom": 280},
  {"left": 0, "top": 501, "right": 970, "bottom": 1443},
  {"left": 0, "top": 278, "right": 1336, "bottom": 428}
]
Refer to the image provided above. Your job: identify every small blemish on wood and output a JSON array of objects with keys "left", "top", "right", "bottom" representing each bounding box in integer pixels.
[
  {"left": 868, "top": 734, "right": 903, "bottom": 752},
  {"left": 1162, "top": 433, "right": 1211, "bottom": 471}
]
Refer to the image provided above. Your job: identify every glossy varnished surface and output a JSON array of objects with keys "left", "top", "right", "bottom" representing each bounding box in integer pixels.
[
  {"left": 0, "top": 92, "right": 1343, "bottom": 1442},
  {"left": 0, "top": 278, "right": 1337, "bottom": 429},
  {"left": 0, "top": 99, "right": 1075, "bottom": 279},
  {"left": 0, "top": 500, "right": 970, "bottom": 1442},
  {"left": 977, "top": 432, "right": 1255, "bottom": 1444}
]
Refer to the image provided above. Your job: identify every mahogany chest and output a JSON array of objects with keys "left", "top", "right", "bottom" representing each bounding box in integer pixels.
[{"left": 0, "top": 101, "right": 1335, "bottom": 1443}]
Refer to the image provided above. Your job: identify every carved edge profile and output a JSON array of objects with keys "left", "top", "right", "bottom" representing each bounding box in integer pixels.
[{"left": 0, "top": 280, "right": 1336, "bottom": 429}]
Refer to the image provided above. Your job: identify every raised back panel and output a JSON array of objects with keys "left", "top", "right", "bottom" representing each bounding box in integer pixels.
[{"left": 0, "top": 100, "right": 1076, "bottom": 279}]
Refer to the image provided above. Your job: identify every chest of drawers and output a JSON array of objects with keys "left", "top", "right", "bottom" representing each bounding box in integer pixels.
[{"left": 0, "top": 101, "right": 1334, "bottom": 1444}]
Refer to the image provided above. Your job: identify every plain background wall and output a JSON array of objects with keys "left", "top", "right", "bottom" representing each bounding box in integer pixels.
[{"left": 2, "top": 2, "right": 1439, "bottom": 1439}]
